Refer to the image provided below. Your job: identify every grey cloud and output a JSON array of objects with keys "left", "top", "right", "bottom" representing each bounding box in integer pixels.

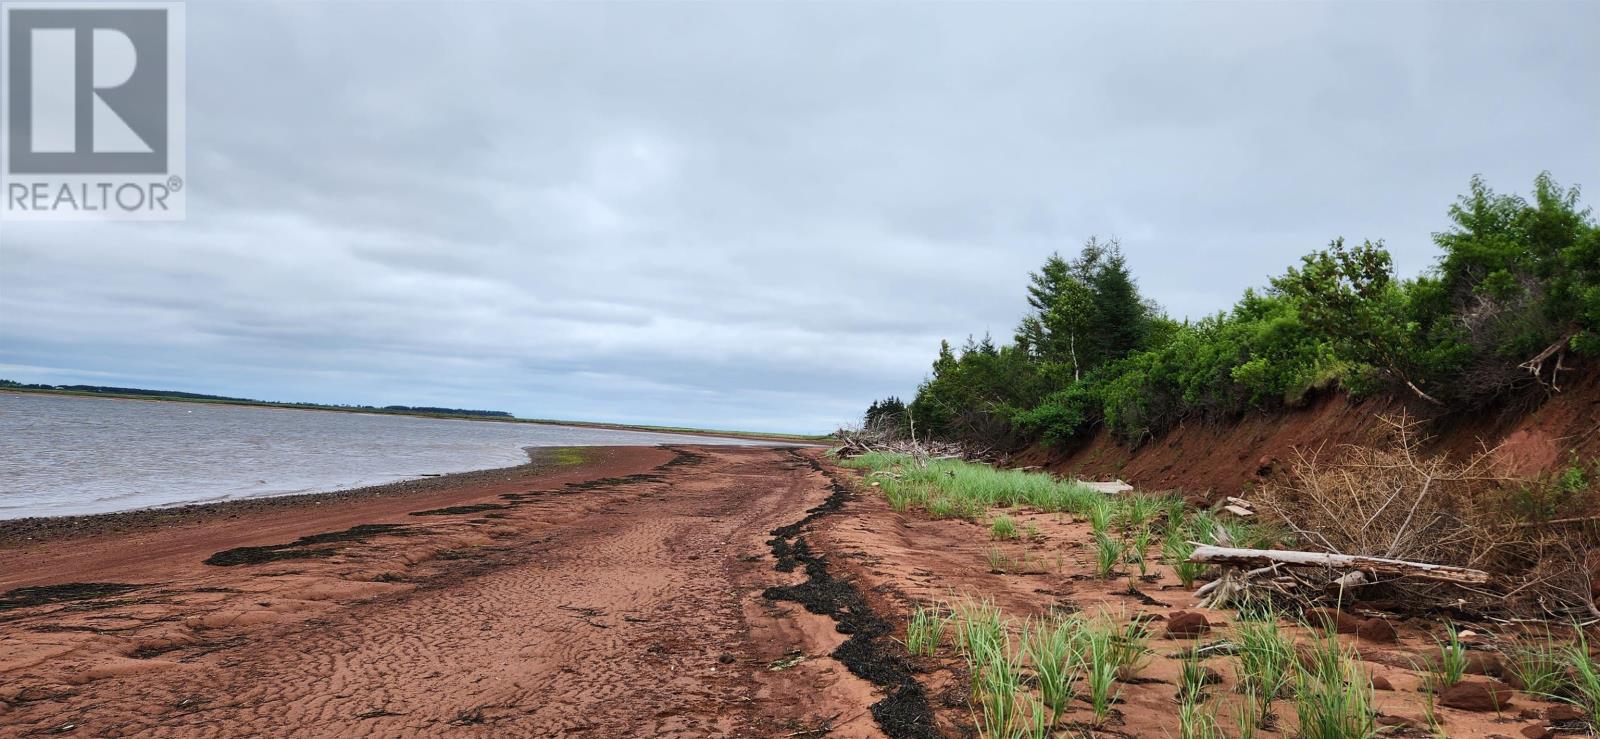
[{"left": 2, "top": 1, "right": 1596, "bottom": 432}]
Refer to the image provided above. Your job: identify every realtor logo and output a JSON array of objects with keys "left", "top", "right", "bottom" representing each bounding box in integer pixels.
[{"left": 1, "top": 2, "right": 185, "bottom": 220}]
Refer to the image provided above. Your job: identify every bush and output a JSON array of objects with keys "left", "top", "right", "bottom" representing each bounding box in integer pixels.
[{"left": 888, "top": 174, "right": 1597, "bottom": 452}]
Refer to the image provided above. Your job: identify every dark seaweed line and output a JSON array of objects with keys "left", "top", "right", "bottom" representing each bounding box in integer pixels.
[{"left": 761, "top": 450, "right": 938, "bottom": 739}]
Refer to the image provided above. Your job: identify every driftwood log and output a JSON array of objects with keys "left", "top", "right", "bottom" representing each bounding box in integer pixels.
[{"left": 1188, "top": 545, "right": 1491, "bottom": 585}]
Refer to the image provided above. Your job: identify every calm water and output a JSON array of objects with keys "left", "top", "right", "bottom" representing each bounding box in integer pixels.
[{"left": 0, "top": 392, "right": 769, "bottom": 520}]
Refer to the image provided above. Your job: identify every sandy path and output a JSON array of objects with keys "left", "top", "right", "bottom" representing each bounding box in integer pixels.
[{"left": 0, "top": 446, "right": 884, "bottom": 738}]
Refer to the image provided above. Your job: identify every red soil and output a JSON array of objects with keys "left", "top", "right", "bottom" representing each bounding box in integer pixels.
[
  {"left": 0, "top": 446, "right": 880, "bottom": 737},
  {"left": 1015, "top": 367, "right": 1600, "bottom": 497},
  {"left": 814, "top": 468, "right": 1578, "bottom": 738}
]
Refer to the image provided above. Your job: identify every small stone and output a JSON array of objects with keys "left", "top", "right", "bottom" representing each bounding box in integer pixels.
[
  {"left": 1370, "top": 674, "right": 1394, "bottom": 691},
  {"left": 1439, "top": 680, "right": 1515, "bottom": 712},
  {"left": 717, "top": 652, "right": 735, "bottom": 664},
  {"left": 1165, "top": 611, "right": 1210, "bottom": 639},
  {"left": 1520, "top": 724, "right": 1554, "bottom": 739},
  {"left": 1546, "top": 704, "right": 1586, "bottom": 722}
]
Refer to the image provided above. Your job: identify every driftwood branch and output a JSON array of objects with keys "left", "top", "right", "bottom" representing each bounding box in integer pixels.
[{"left": 1188, "top": 545, "right": 1491, "bottom": 585}]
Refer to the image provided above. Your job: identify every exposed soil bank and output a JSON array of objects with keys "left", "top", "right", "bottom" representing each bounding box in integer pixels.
[{"left": 1017, "top": 367, "right": 1600, "bottom": 496}]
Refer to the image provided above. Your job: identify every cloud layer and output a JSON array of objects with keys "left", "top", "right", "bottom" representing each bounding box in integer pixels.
[{"left": 2, "top": 2, "right": 1596, "bottom": 432}]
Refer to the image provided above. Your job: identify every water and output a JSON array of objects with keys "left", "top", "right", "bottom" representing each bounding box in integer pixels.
[{"left": 0, "top": 392, "right": 771, "bottom": 520}]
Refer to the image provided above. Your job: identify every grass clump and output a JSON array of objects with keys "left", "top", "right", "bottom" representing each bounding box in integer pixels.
[
  {"left": 1504, "top": 628, "right": 1569, "bottom": 697},
  {"left": 1432, "top": 622, "right": 1469, "bottom": 689},
  {"left": 1177, "top": 653, "right": 1209, "bottom": 703},
  {"left": 990, "top": 514, "right": 1019, "bottom": 540},
  {"left": 1024, "top": 615, "right": 1086, "bottom": 729},
  {"left": 1129, "top": 526, "right": 1153, "bottom": 576},
  {"left": 1082, "top": 624, "right": 1121, "bottom": 728},
  {"left": 1566, "top": 629, "right": 1600, "bottom": 733},
  {"left": 906, "top": 604, "right": 946, "bottom": 657},
  {"left": 1094, "top": 533, "right": 1123, "bottom": 580},
  {"left": 1234, "top": 617, "right": 1295, "bottom": 723},
  {"left": 1087, "top": 498, "right": 1115, "bottom": 535},
  {"left": 840, "top": 453, "right": 1101, "bottom": 523},
  {"left": 1179, "top": 698, "right": 1224, "bottom": 739},
  {"left": 1294, "top": 633, "right": 1377, "bottom": 739},
  {"left": 1164, "top": 537, "right": 1205, "bottom": 588}
]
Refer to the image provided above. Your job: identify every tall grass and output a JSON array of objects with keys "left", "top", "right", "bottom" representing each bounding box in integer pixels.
[
  {"left": 1087, "top": 498, "right": 1115, "bottom": 535},
  {"left": 1234, "top": 617, "right": 1295, "bottom": 722},
  {"left": 1082, "top": 625, "right": 1121, "bottom": 728},
  {"left": 906, "top": 604, "right": 946, "bottom": 657},
  {"left": 1432, "top": 622, "right": 1469, "bottom": 689},
  {"left": 1024, "top": 615, "right": 1085, "bottom": 729},
  {"left": 1130, "top": 526, "right": 1153, "bottom": 576},
  {"left": 841, "top": 453, "right": 1100, "bottom": 520},
  {"left": 1094, "top": 533, "right": 1123, "bottom": 580},
  {"left": 1294, "top": 633, "right": 1377, "bottom": 739},
  {"left": 1567, "top": 629, "right": 1600, "bottom": 733},
  {"left": 971, "top": 631, "right": 1025, "bottom": 737},
  {"left": 1179, "top": 698, "right": 1224, "bottom": 739},
  {"left": 1117, "top": 493, "right": 1163, "bottom": 532},
  {"left": 1177, "top": 653, "right": 1209, "bottom": 703},
  {"left": 1504, "top": 629, "right": 1568, "bottom": 696}
]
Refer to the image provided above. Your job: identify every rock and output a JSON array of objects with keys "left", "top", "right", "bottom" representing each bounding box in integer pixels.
[
  {"left": 1306, "top": 607, "right": 1363, "bottom": 634},
  {"left": 1520, "top": 724, "right": 1554, "bottom": 739},
  {"left": 717, "top": 652, "right": 735, "bottom": 664},
  {"left": 1370, "top": 674, "right": 1394, "bottom": 691},
  {"left": 1464, "top": 651, "right": 1505, "bottom": 677},
  {"left": 1362, "top": 650, "right": 1428, "bottom": 671},
  {"left": 1165, "top": 611, "right": 1210, "bottom": 638},
  {"left": 1546, "top": 704, "right": 1587, "bottom": 722},
  {"left": 1376, "top": 715, "right": 1419, "bottom": 729},
  {"left": 1439, "top": 680, "right": 1516, "bottom": 712},
  {"left": 1357, "top": 617, "right": 1398, "bottom": 643}
]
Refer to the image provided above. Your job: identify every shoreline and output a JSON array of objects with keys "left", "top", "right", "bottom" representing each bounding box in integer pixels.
[
  {"left": 0, "top": 387, "right": 832, "bottom": 443},
  {"left": 0, "top": 445, "right": 673, "bottom": 554}
]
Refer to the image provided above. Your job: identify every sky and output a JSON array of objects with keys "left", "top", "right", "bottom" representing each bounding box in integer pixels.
[{"left": 1, "top": 1, "right": 1597, "bottom": 434}]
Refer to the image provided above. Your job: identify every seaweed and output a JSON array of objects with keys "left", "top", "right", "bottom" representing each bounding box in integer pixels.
[
  {"left": 0, "top": 582, "right": 142, "bottom": 611},
  {"left": 409, "top": 503, "right": 509, "bottom": 516},
  {"left": 204, "top": 523, "right": 410, "bottom": 566},
  {"left": 761, "top": 453, "right": 938, "bottom": 739}
]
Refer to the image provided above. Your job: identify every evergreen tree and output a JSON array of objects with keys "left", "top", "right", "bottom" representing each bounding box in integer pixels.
[{"left": 1088, "top": 243, "right": 1150, "bottom": 362}]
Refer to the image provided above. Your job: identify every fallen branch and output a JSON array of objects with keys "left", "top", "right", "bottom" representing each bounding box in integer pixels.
[{"left": 1188, "top": 545, "right": 1491, "bottom": 585}]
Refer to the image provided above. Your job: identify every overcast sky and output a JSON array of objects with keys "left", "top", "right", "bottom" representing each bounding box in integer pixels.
[{"left": 1, "top": 1, "right": 1596, "bottom": 433}]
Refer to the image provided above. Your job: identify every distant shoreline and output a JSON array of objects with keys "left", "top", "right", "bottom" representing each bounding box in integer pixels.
[{"left": 0, "top": 387, "right": 833, "bottom": 444}]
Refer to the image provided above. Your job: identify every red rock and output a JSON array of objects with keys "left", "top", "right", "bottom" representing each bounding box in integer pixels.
[
  {"left": 1306, "top": 607, "right": 1363, "bottom": 634},
  {"left": 1520, "top": 724, "right": 1554, "bottom": 739},
  {"left": 1165, "top": 611, "right": 1210, "bottom": 638},
  {"left": 1376, "top": 715, "right": 1419, "bottom": 729},
  {"left": 1357, "top": 617, "right": 1398, "bottom": 643},
  {"left": 1370, "top": 674, "right": 1394, "bottom": 691},
  {"left": 1546, "top": 704, "right": 1587, "bottom": 722},
  {"left": 1464, "top": 651, "right": 1505, "bottom": 677},
  {"left": 1439, "top": 680, "right": 1516, "bottom": 712}
]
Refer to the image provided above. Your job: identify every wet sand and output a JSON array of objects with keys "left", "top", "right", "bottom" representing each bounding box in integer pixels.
[{"left": 0, "top": 445, "right": 895, "bottom": 737}]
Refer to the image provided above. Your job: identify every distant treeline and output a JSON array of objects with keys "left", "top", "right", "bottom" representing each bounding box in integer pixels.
[
  {"left": 0, "top": 380, "right": 513, "bottom": 418},
  {"left": 868, "top": 173, "right": 1599, "bottom": 449}
]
